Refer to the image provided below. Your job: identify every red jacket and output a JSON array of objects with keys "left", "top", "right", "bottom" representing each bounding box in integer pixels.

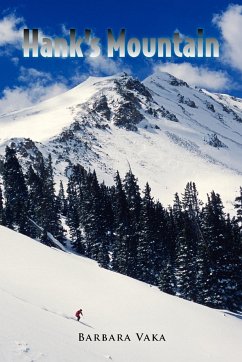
[{"left": 75, "top": 309, "right": 83, "bottom": 317}]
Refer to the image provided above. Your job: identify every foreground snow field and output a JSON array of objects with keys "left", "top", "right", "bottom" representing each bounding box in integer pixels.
[{"left": 0, "top": 226, "right": 241, "bottom": 362}]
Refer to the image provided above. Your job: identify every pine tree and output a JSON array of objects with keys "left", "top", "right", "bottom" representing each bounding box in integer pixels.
[
  {"left": 66, "top": 166, "right": 110, "bottom": 265},
  {"left": 40, "top": 155, "right": 63, "bottom": 240},
  {"left": 234, "top": 187, "right": 242, "bottom": 229},
  {"left": 57, "top": 180, "right": 68, "bottom": 216},
  {"left": 175, "top": 211, "right": 197, "bottom": 301},
  {"left": 111, "top": 171, "right": 130, "bottom": 275},
  {"left": 136, "top": 183, "right": 156, "bottom": 284},
  {"left": 182, "top": 182, "right": 201, "bottom": 218},
  {"left": 66, "top": 172, "right": 85, "bottom": 254},
  {"left": 159, "top": 208, "right": 177, "bottom": 294},
  {"left": 26, "top": 156, "right": 64, "bottom": 243},
  {"left": 123, "top": 169, "right": 141, "bottom": 277},
  {"left": 201, "top": 192, "right": 229, "bottom": 308},
  {"left": 166, "top": 207, "right": 178, "bottom": 264},
  {"left": 97, "top": 182, "right": 113, "bottom": 269},
  {"left": 195, "top": 214, "right": 210, "bottom": 305},
  {"left": 158, "top": 260, "right": 174, "bottom": 295},
  {"left": 82, "top": 170, "right": 109, "bottom": 265},
  {"left": 3, "top": 147, "right": 30, "bottom": 235},
  {"left": 168, "top": 195, "right": 183, "bottom": 295},
  {"left": 153, "top": 201, "right": 170, "bottom": 284},
  {"left": 0, "top": 182, "right": 5, "bottom": 225},
  {"left": 26, "top": 165, "right": 43, "bottom": 238},
  {"left": 40, "top": 227, "right": 52, "bottom": 247},
  {"left": 222, "top": 215, "right": 242, "bottom": 311}
]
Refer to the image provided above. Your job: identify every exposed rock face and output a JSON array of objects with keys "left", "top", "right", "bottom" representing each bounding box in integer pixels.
[
  {"left": 178, "top": 94, "right": 197, "bottom": 108},
  {"left": 69, "top": 74, "right": 179, "bottom": 132},
  {"left": 8, "top": 139, "right": 42, "bottom": 161},
  {"left": 112, "top": 102, "right": 144, "bottom": 131},
  {"left": 204, "top": 133, "right": 228, "bottom": 149},
  {"left": 115, "top": 74, "right": 153, "bottom": 100},
  {"left": 205, "top": 101, "right": 215, "bottom": 112},
  {"left": 92, "top": 95, "right": 111, "bottom": 121},
  {"left": 6, "top": 138, "right": 45, "bottom": 171},
  {"left": 168, "top": 74, "right": 189, "bottom": 87}
]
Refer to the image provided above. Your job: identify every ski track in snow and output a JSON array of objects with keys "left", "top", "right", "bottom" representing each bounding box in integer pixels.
[
  {"left": 0, "top": 286, "right": 93, "bottom": 329},
  {"left": 0, "top": 287, "right": 109, "bottom": 362},
  {"left": 0, "top": 226, "right": 242, "bottom": 362}
]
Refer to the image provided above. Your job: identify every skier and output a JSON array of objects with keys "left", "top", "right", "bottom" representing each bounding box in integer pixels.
[{"left": 75, "top": 308, "right": 83, "bottom": 321}]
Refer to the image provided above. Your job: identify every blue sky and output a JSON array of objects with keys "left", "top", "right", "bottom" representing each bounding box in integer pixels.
[{"left": 0, "top": 0, "right": 242, "bottom": 113}]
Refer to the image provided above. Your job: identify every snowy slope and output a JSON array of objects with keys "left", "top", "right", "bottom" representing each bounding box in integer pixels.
[
  {"left": 0, "top": 76, "right": 110, "bottom": 142},
  {"left": 1, "top": 72, "right": 242, "bottom": 210},
  {"left": 0, "top": 226, "right": 241, "bottom": 362}
]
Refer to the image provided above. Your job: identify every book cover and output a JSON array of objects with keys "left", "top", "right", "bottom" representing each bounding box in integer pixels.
[{"left": 0, "top": 1, "right": 241, "bottom": 361}]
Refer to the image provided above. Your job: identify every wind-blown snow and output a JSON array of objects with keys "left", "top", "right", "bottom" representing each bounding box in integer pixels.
[
  {"left": 0, "top": 226, "right": 241, "bottom": 362},
  {"left": 0, "top": 76, "right": 111, "bottom": 142}
]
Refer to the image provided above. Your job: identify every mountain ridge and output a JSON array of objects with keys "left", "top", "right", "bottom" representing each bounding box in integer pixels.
[{"left": 0, "top": 71, "right": 242, "bottom": 211}]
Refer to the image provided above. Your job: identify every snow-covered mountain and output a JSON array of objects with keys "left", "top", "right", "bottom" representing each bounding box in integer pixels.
[
  {"left": 0, "top": 225, "right": 241, "bottom": 362},
  {"left": 1, "top": 71, "right": 242, "bottom": 210}
]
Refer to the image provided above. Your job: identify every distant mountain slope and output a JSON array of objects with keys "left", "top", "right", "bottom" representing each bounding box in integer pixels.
[
  {"left": 0, "top": 226, "right": 241, "bottom": 362},
  {"left": 0, "top": 72, "right": 242, "bottom": 210}
]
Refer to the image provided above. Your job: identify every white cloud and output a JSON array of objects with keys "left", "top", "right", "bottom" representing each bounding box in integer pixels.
[
  {"left": 0, "top": 87, "right": 33, "bottom": 113},
  {"left": 0, "top": 14, "right": 25, "bottom": 47},
  {"left": 0, "top": 56, "right": 129, "bottom": 114},
  {"left": 0, "top": 66, "right": 68, "bottom": 114},
  {"left": 213, "top": 4, "right": 242, "bottom": 72},
  {"left": 18, "top": 66, "right": 53, "bottom": 84},
  {"left": 0, "top": 13, "right": 50, "bottom": 55},
  {"left": 70, "top": 71, "right": 88, "bottom": 85},
  {"left": 0, "top": 83, "right": 67, "bottom": 115},
  {"left": 85, "top": 54, "right": 130, "bottom": 75},
  {"left": 154, "top": 62, "right": 232, "bottom": 91},
  {"left": 11, "top": 56, "right": 19, "bottom": 65}
]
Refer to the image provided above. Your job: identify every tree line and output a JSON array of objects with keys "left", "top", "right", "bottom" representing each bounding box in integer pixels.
[{"left": 0, "top": 146, "right": 241, "bottom": 312}]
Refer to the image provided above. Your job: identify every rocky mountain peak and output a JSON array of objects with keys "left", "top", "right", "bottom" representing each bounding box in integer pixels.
[{"left": 69, "top": 73, "right": 178, "bottom": 131}]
